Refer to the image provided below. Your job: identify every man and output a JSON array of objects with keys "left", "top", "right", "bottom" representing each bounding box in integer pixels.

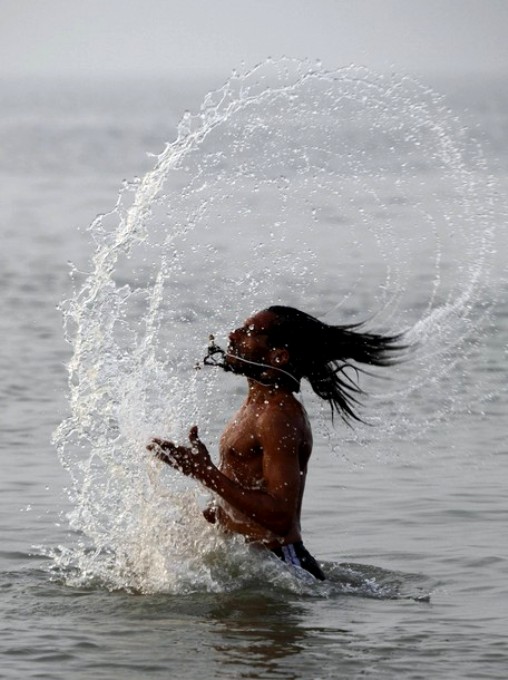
[{"left": 148, "top": 306, "right": 403, "bottom": 581}]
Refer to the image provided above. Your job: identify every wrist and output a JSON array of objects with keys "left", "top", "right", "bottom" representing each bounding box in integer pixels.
[{"left": 202, "top": 465, "right": 223, "bottom": 492}]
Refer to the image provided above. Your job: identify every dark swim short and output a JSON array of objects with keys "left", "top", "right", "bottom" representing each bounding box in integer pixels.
[{"left": 270, "top": 541, "right": 326, "bottom": 581}]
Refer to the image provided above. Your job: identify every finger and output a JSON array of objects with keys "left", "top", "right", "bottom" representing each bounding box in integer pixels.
[
  {"left": 148, "top": 445, "right": 165, "bottom": 455},
  {"left": 189, "top": 426, "right": 203, "bottom": 454},
  {"left": 155, "top": 451, "right": 170, "bottom": 464}
]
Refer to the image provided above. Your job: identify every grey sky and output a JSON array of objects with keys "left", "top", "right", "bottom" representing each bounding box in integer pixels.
[{"left": 2, "top": 0, "right": 508, "bottom": 80}]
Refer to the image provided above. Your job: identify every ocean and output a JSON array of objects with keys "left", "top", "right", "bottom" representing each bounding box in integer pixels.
[{"left": 1, "top": 62, "right": 507, "bottom": 679}]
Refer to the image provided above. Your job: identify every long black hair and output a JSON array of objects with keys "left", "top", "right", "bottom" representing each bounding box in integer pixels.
[{"left": 266, "top": 306, "right": 406, "bottom": 424}]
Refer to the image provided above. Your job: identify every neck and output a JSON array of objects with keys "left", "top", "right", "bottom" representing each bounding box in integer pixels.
[{"left": 246, "top": 377, "right": 294, "bottom": 401}]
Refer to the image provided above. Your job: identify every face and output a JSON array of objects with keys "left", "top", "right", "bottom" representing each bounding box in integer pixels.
[{"left": 225, "top": 310, "right": 279, "bottom": 374}]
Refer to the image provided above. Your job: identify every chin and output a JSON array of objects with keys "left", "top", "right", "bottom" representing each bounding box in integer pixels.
[
  {"left": 225, "top": 352, "right": 256, "bottom": 378},
  {"left": 225, "top": 345, "right": 243, "bottom": 363},
  {"left": 224, "top": 352, "right": 242, "bottom": 372}
]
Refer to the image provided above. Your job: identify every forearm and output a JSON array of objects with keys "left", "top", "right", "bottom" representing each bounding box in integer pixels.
[{"left": 197, "top": 465, "right": 292, "bottom": 536}]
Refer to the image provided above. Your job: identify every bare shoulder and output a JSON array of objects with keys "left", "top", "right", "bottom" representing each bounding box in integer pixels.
[{"left": 256, "top": 393, "right": 312, "bottom": 442}]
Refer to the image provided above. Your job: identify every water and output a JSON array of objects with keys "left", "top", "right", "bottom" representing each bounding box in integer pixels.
[{"left": 1, "top": 63, "right": 507, "bottom": 678}]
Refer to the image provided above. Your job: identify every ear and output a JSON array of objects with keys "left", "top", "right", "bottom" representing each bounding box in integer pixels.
[{"left": 269, "top": 347, "right": 290, "bottom": 366}]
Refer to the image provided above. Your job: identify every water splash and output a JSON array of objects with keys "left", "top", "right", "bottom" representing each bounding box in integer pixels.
[{"left": 52, "top": 59, "right": 498, "bottom": 593}]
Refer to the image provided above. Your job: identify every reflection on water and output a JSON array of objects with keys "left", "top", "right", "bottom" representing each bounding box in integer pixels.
[{"left": 207, "top": 593, "right": 314, "bottom": 678}]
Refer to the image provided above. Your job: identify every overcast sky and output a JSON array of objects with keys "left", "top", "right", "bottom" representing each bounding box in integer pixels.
[{"left": 2, "top": 0, "right": 508, "bottom": 82}]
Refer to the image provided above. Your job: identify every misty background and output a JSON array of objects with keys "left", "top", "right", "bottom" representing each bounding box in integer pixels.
[
  {"left": 3, "top": 0, "right": 507, "bottom": 248},
  {"left": 2, "top": 0, "right": 508, "bottom": 81}
]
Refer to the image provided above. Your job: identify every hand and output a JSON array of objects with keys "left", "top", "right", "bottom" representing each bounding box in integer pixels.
[{"left": 147, "top": 426, "right": 213, "bottom": 480}]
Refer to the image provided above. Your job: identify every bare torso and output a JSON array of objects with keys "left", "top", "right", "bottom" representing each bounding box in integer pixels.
[{"left": 215, "top": 388, "right": 312, "bottom": 547}]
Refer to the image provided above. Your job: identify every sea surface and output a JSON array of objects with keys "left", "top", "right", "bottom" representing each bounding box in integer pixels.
[{"left": 1, "top": 68, "right": 507, "bottom": 679}]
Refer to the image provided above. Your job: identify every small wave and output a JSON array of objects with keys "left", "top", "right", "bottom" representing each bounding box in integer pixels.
[
  {"left": 324, "top": 562, "right": 432, "bottom": 601},
  {"left": 38, "top": 534, "right": 431, "bottom": 603}
]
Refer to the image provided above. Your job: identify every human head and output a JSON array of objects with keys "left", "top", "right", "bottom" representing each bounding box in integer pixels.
[{"left": 225, "top": 309, "right": 296, "bottom": 387}]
